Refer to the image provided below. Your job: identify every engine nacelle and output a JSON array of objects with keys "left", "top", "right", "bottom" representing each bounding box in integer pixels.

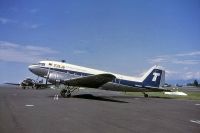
[{"left": 48, "top": 72, "right": 65, "bottom": 83}]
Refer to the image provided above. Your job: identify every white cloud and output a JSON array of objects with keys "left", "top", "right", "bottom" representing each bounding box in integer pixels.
[
  {"left": 184, "top": 72, "right": 200, "bottom": 80},
  {"left": 0, "top": 48, "right": 39, "bottom": 63},
  {"left": 25, "top": 46, "right": 58, "bottom": 54},
  {"left": 172, "top": 59, "right": 200, "bottom": 65},
  {"left": 73, "top": 50, "right": 88, "bottom": 55},
  {"left": 148, "top": 51, "right": 200, "bottom": 65},
  {"left": 29, "top": 24, "right": 41, "bottom": 29},
  {"left": 183, "top": 67, "right": 188, "bottom": 70},
  {"left": 30, "top": 8, "right": 39, "bottom": 14},
  {"left": 0, "top": 17, "right": 17, "bottom": 24},
  {"left": 0, "top": 16, "right": 40, "bottom": 29},
  {"left": 148, "top": 57, "right": 167, "bottom": 64},
  {"left": 165, "top": 70, "right": 179, "bottom": 75},
  {"left": 176, "top": 51, "right": 200, "bottom": 57},
  {"left": 148, "top": 51, "right": 200, "bottom": 80},
  {"left": 163, "top": 68, "right": 200, "bottom": 80},
  {"left": 165, "top": 69, "right": 180, "bottom": 79},
  {"left": 0, "top": 41, "right": 59, "bottom": 63},
  {"left": 149, "top": 58, "right": 200, "bottom": 65},
  {"left": 22, "top": 22, "right": 42, "bottom": 29},
  {"left": 0, "top": 41, "right": 19, "bottom": 48},
  {"left": 0, "top": 17, "right": 10, "bottom": 24}
]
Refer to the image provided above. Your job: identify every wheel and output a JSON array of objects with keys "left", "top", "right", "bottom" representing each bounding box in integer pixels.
[
  {"left": 60, "top": 89, "right": 71, "bottom": 98},
  {"left": 144, "top": 93, "right": 148, "bottom": 97},
  {"left": 67, "top": 93, "right": 71, "bottom": 97},
  {"left": 66, "top": 90, "right": 71, "bottom": 97},
  {"left": 60, "top": 89, "right": 67, "bottom": 98}
]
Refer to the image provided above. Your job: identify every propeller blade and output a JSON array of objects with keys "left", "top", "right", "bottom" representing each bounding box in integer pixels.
[{"left": 45, "top": 67, "right": 51, "bottom": 85}]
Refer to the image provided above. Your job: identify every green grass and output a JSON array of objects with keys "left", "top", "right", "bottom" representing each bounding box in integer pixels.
[{"left": 125, "top": 92, "right": 200, "bottom": 101}]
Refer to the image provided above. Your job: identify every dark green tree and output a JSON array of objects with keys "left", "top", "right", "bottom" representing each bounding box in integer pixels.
[{"left": 193, "top": 80, "right": 198, "bottom": 87}]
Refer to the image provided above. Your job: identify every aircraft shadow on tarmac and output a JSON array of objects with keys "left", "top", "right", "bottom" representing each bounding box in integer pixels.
[
  {"left": 148, "top": 96, "right": 173, "bottom": 99},
  {"left": 107, "top": 95, "right": 174, "bottom": 100},
  {"left": 49, "top": 94, "right": 173, "bottom": 102},
  {"left": 48, "top": 94, "right": 128, "bottom": 103},
  {"left": 72, "top": 94, "right": 129, "bottom": 103}
]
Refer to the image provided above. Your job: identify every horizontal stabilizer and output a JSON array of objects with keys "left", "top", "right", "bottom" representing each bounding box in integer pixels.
[{"left": 164, "top": 91, "right": 187, "bottom": 96}]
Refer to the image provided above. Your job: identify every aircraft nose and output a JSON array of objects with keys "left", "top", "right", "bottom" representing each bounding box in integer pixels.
[
  {"left": 28, "top": 65, "right": 38, "bottom": 72},
  {"left": 28, "top": 64, "right": 45, "bottom": 77},
  {"left": 28, "top": 65, "right": 34, "bottom": 71}
]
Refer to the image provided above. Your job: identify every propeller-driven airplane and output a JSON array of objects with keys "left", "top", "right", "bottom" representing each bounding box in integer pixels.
[
  {"left": 5, "top": 78, "right": 45, "bottom": 89},
  {"left": 27, "top": 60, "right": 169, "bottom": 98}
]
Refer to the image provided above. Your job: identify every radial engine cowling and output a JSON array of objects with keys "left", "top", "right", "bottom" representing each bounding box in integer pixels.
[{"left": 48, "top": 72, "right": 65, "bottom": 84}]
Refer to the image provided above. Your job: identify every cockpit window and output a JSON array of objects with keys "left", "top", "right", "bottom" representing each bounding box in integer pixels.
[
  {"left": 31, "top": 63, "right": 45, "bottom": 66},
  {"left": 38, "top": 63, "right": 45, "bottom": 66}
]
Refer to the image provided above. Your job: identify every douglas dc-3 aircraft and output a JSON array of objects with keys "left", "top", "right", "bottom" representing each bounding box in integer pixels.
[{"left": 28, "top": 60, "right": 169, "bottom": 98}]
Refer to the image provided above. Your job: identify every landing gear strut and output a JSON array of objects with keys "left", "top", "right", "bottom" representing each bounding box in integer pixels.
[{"left": 60, "top": 86, "right": 79, "bottom": 98}]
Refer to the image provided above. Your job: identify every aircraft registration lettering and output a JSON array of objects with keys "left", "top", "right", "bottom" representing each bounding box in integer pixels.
[
  {"left": 53, "top": 63, "right": 65, "bottom": 69},
  {"left": 61, "top": 65, "right": 65, "bottom": 69}
]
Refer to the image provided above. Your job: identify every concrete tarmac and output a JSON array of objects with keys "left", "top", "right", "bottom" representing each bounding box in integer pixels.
[{"left": 0, "top": 85, "right": 199, "bottom": 133}]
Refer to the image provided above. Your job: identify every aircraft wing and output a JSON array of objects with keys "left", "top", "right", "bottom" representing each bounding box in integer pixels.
[
  {"left": 4, "top": 83, "right": 20, "bottom": 85},
  {"left": 63, "top": 73, "right": 116, "bottom": 88}
]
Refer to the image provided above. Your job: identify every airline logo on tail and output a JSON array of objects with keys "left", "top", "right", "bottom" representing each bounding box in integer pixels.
[{"left": 152, "top": 72, "right": 160, "bottom": 82}]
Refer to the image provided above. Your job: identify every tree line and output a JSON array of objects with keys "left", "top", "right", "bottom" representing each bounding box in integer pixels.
[{"left": 187, "top": 80, "right": 200, "bottom": 87}]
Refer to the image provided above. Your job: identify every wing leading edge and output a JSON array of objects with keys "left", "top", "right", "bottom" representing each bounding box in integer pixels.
[{"left": 63, "top": 73, "right": 116, "bottom": 88}]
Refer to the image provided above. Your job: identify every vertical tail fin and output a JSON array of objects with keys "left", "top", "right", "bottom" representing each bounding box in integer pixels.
[{"left": 140, "top": 65, "right": 165, "bottom": 88}]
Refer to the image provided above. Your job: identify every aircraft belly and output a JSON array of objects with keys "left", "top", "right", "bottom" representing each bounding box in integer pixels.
[{"left": 100, "top": 82, "right": 146, "bottom": 92}]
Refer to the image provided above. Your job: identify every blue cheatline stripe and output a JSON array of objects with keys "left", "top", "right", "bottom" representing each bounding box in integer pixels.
[{"left": 39, "top": 67, "right": 159, "bottom": 88}]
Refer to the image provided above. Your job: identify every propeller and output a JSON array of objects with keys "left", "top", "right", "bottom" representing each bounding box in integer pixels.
[
  {"left": 36, "top": 76, "right": 39, "bottom": 81},
  {"left": 45, "top": 67, "right": 51, "bottom": 85}
]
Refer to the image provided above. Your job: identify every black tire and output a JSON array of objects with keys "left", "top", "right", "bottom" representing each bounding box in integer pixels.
[
  {"left": 60, "top": 89, "right": 67, "bottom": 98},
  {"left": 67, "top": 93, "right": 71, "bottom": 97},
  {"left": 60, "top": 89, "right": 72, "bottom": 98},
  {"left": 144, "top": 94, "right": 148, "bottom": 97}
]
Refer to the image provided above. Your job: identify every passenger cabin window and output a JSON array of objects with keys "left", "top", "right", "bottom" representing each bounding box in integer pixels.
[{"left": 49, "top": 63, "right": 52, "bottom": 66}]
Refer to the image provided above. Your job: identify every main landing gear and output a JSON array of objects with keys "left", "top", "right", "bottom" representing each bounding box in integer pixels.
[
  {"left": 60, "top": 86, "right": 79, "bottom": 98},
  {"left": 60, "top": 89, "right": 71, "bottom": 98}
]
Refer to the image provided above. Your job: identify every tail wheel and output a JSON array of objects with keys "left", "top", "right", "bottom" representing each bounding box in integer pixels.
[
  {"left": 142, "top": 92, "right": 148, "bottom": 97},
  {"left": 144, "top": 93, "right": 148, "bottom": 97}
]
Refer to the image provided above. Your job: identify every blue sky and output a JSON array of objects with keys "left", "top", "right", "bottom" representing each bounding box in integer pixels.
[{"left": 0, "top": 0, "right": 200, "bottom": 83}]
